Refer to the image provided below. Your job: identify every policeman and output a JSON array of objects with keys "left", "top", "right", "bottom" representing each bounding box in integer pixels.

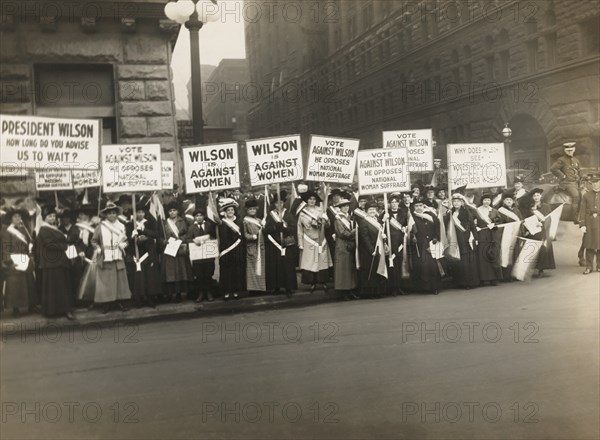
[
  {"left": 579, "top": 173, "right": 600, "bottom": 274},
  {"left": 550, "top": 142, "right": 581, "bottom": 223}
]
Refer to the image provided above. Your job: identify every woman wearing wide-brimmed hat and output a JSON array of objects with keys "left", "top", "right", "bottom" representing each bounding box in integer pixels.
[
  {"left": 218, "top": 198, "right": 246, "bottom": 300},
  {"left": 1, "top": 207, "right": 36, "bottom": 316},
  {"left": 297, "top": 190, "right": 332, "bottom": 292},
  {"left": 161, "top": 201, "right": 193, "bottom": 302},
  {"left": 474, "top": 193, "right": 504, "bottom": 286},
  {"left": 243, "top": 198, "right": 266, "bottom": 293},
  {"left": 36, "top": 205, "right": 75, "bottom": 320},
  {"left": 333, "top": 198, "right": 358, "bottom": 299},
  {"left": 91, "top": 201, "right": 132, "bottom": 313},
  {"left": 522, "top": 188, "right": 556, "bottom": 277}
]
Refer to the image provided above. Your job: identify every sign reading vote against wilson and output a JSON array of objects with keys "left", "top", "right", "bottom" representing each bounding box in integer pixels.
[
  {"left": 245, "top": 135, "right": 303, "bottom": 186},
  {"left": 183, "top": 143, "right": 239, "bottom": 193},
  {"left": 101, "top": 144, "right": 162, "bottom": 193},
  {"left": 383, "top": 129, "right": 433, "bottom": 172},
  {"left": 35, "top": 169, "right": 73, "bottom": 191},
  {"left": 447, "top": 143, "right": 507, "bottom": 191},
  {"left": 357, "top": 148, "right": 410, "bottom": 195},
  {"left": 0, "top": 114, "right": 101, "bottom": 169},
  {"left": 305, "top": 135, "right": 360, "bottom": 184}
]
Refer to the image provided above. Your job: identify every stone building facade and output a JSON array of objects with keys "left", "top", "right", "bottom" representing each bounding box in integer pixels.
[
  {"left": 0, "top": 0, "right": 182, "bottom": 194},
  {"left": 245, "top": 0, "right": 600, "bottom": 180}
]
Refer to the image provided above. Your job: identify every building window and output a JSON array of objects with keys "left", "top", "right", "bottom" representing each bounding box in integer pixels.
[
  {"left": 545, "top": 33, "right": 557, "bottom": 66},
  {"left": 349, "top": 15, "right": 357, "bottom": 39},
  {"left": 363, "top": 2, "right": 374, "bottom": 30},
  {"left": 463, "top": 63, "right": 472, "bottom": 83},
  {"left": 527, "top": 39, "right": 538, "bottom": 72},
  {"left": 485, "top": 55, "right": 495, "bottom": 81},
  {"left": 499, "top": 50, "right": 510, "bottom": 80},
  {"left": 581, "top": 16, "right": 600, "bottom": 55}
]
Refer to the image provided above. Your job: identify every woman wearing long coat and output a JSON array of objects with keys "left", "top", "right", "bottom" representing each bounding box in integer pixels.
[
  {"left": 161, "top": 201, "right": 193, "bottom": 301},
  {"left": 243, "top": 199, "right": 266, "bottom": 292},
  {"left": 497, "top": 193, "right": 523, "bottom": 281},
  {"left": 358, "top": 200, "right": 387, "bottom": 298},
  {"left": 333, "top": 198, "right": 357, "bottom": 298},
  {"left": 445, "top": 195, "right": 480, "bottom": 289},
  {"left": 218, "top": 198, "right": 246, "bottom": 300},
  {"left": 265, "top": 194, "right": 298, "bottom": 296},
  {"left": 1, "top": 208, "right": 36, "bottom": 315},
  {"left": 522, "top": 188, "right": 556, "bottom": 276},
  {"left": 410, "top": 201, "right": 443, "bottom": 294},
  {"left": 128, "top": 201, "right": 162, "bottom": 307},
  {"left": 297, "top": 191, "right": 332, "bottom": 291},
  {"left": 475, "top": 194, "right": 503, "bottom": 285},
  {"left": 36, "top": 206, "right": 74, "bottom": 319},
  {"left": 92, "top": 202, "right": 132, "bottom": 312},
  {"left": 383, "top": 194, "right": 406, "bottom": 296}
]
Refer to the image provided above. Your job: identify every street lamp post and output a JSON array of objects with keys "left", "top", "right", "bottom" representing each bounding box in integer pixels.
[{"left": 164, "top": 0, "right": 217, "bottom": 145}]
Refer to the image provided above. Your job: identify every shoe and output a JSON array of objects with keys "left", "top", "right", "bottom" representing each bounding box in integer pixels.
[
  {"left": 233, "top": 293, "right": 239, "bottom": 300},
  {"left": 207, "top": 292, "right": 214, "bottom": 302},
  {"left": 537, "top": 270, "right": 545, "bottom": 278},
  {"left": 310, "top": 284, "right": 316, "bottom": 293},
  {"left": 390, "top": 290, "right": 398, "bottom": 297},
  {"left": 285, "top": 290, "right": 292, "bottom": 299},
  {"left": 101, "top": 305, "right": 110, "bottom": 314},
  {"left": 224, "top": 294, "right": 230, "bottom": 301},
  {"left": 583, "top": 268, "right": 592, "bottom": 275},
  {"left": 579, "top": 258, "right": 586, "bottom": 267},
  {"left": 433, "top": 290, "right": 440, "bottom": 295},
  {"left": 194, "top": 295, "right": 204, "bottom": 304},
  {"left": 12, "top": 308, "right": 19, "bottom": 317},
  {"left": 597, "top": 267, "right": 600, "bottom": 272},
  {"left": 465, "top": 286, "right": 471, "bottom": 290},
  {"left": 118, "top": 303, "right": 129, "bottom": 312},
  {"left": 322, "top": 284, "right": 329, "bottom": 293},
  {"left": 65, "top": 312, "right": 76, "bottom": 321},
  {"left": 174, "top": 294, "right": 182, "bottom": 303}
]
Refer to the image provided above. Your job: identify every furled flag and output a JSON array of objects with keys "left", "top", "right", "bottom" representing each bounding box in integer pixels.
[
  {"left": 148, "top": 192, "right": 165, "bottom": 221},
  {"left": 512, "top": 237, "right": 543, "bottom": 281},
  {"left": 546, "top": 203, "right": 564, "bottom": 241},
  {"left": 401, "top": 210, "right": 415, "bottom": 278},
  {"left": 207, "top": 191, "right": 220, "bottom": 224}
]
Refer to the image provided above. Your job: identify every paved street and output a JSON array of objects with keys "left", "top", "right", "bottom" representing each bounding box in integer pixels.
[{"left": 1, "top": 223, "right": 598, "bottom": 440}]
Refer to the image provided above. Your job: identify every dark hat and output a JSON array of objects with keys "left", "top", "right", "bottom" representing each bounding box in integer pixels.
[
  {"left": 357, "top": 193, "right": 369, "bottom": 201},
  {"left": 514, "top": 175, "right": 524, "bottom": 184},
  {"left": 453, "top": 185, "right": 467, "bottom": 195},
  {"left": 100, "top": 201, "right": 122, "bottom": 214},
  {"left": 42, "top": 204, "right": 58, "bottom": 218},
  {"left": 389, "top": 193, "right": 401, "bottom": 203},
  {"left": 480, "top": 193, "right": 493, "bottom": 204},
  {"left": 365, "top": 200, "right": 378, "bottom": 210},
  {"left": 245, "top": 198, "right": 259, "bottom": 209},
  {"left": 425, "top": 186, "right": 436, "bottom": 194},
  {"left": 530, "top": 188, "right": 544, "bottom": 195},
  {"left": 77, "top": 204, "right": 97, "bottom": 217},
  {"left": 59, "top": 209, "right": 76, "bottom": 220},
  {"left": 133, "top": 195, "right": 150, "bottom": 210},
  {"left": 330, "top": 188, "right": 342, "bottom": 197},
  {"left": 193, "top": 208, "right": 206, "bottom": 217},
  {"left": 501, "top": 192, "right": 515, "bottom": 201},
  {"left": 334, "top": 198, "right": 351, "bottom": 208},
  {"left": 300, "top": 190, "right": 322, "bottom": 204},
  {"left": 117, "top": 194, "right": 132, "bottom": 206},
  {"left": 165, "top": 201, "right": 180, "bottom": 213},
  {"left": 436, "top": 186, "right": 447, "bottom": 195},
  {"left": 2, "top": 207, "right": 29, "bottom": 225}
]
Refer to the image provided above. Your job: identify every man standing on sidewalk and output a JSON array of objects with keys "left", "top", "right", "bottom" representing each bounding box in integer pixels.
[
  {"left": 551, "top": 142, "right": 582, "bottom": 222},
  {"left": 579, "top": 174, "right": 600, "bottom": 274}
]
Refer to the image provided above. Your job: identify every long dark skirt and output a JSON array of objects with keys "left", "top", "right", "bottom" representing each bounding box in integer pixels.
[
  {"left": 4, "top": 267, "right": 35, "bottom": 310},
  {"left": 452, "top": 251, "right": 480, "bottom": 288},
  {"left": 410, "top": 248, "right": 443, "bottom": 292},
  {"left": 301, "top": 269, "right": 329, "bottom": 285},
  {"left": 477, "top": 231, "right": 502, "bottom": 281},
  {"left": 133, "top": 261, "right": 162, "bottom": 304},
  {"left": 359, "top": 266, "right": 386, "bottom": 297},
  {"left": 536, "top": 240, "right": 556, "bottom": 271},
  {"left": 162, "top": 254, "right": 193, "bottom": 283},
  {"left": 266, "top": 244, "right": 298, "bottom": 291},
  {"left": 41, "top": 267, "right": 71, "bottom": 317},
  {"left": 192, "top": 259, "right": 215, "bottom": 294},
  {"left": 219, "top": 262, "right": 245, "bottom": 294}
]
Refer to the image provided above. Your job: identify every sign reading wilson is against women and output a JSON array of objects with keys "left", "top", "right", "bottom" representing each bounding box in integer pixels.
[
  {"left": 0, "top": 114, "right": 101, "bottom": 169},
  {"left": 305, "top": 135, "right": 359, "bottom": 184},
  {"left": 245, "top": 135, "right": 303, "bottom": 186},
  {"left": 183, "top": 143, "right": 240, "bottom": 193}
]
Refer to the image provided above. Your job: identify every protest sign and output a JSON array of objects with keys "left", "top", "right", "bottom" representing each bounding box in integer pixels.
[
  {"left": 35, "top": 169, "right": 73, "bottom": 191},
  {"left": 447, "top": 143, "right": 506, "bottom": 191},
  {"left": 0, "top": 114, "right": 101, "bottom": 169},
  {"left": 357, "top": 148, "right": 410, "bottom": 195},
  {"left": 72, "top": 169, "right": 101, "bottom": 189},
  {"left": 162, "top": 160, "right": 174, "bottom": 190},
  {"left": 183, "top": 143, "right": 239, "bottom": 194},
  {"left": 305, "top": 135, "right": 359, "bottom": 184},
  {"left": 245, "top": 135, "right": 303, "bottom": 186},
  {"left": 101, "top": 144, "right": 162, "bottom": 193},
  {"left": 189, "top": 240, "right": 220, "bottom": 261},
  {"left": 383, "top": 129, "right": 433, "bottom": 172}
]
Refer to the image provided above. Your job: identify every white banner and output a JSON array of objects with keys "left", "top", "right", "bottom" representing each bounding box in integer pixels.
[
  {"left": 162, "top": 160, "right": 174, "bottom": 190},
  {"left": 35, "top": 169, "right": 73, "bottom": 191},
  {"left": 447, "top": 143, "right": 507, "bottom": 192},
  {"left": 72, "top": 169, "right": 101, "bottom": 189},
  {"left": 383, "top": 129, "right": 433, "bottom": 172},
  {"left": 357, "top": 148, "right": 410, "bottom": 195},
  {"left": 189, "top": 240, "right": 220, "bottom": 261},
  {"left": 1, "top": 114, "right": 101, "bottom": 169},
  {"left": 246, "top": 135, "right": 303, "bottom": 186},
  {"left": 305, "top": 135, "right": 359, "bottom": 184},
  {"left": 183, "top": 143, "right": 240, "bottom": 194},
  {"left": 101, "top": 144, "right": 162, "bottom": 193}
]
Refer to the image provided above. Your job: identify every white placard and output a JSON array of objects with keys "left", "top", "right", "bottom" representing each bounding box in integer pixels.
[
  {"left": 447, "top": 143, "right": 507, "bottom": 191},
  {"left": 101, "top": 144, "right": 162, "bottom": 193},
  {"left": 35, "top": 169, "right": 73, "bottom": 191},
  {"left": 72, "top": 169, "right": 101, "bottom": 189},
  {"left": 383, "top": 129, "right": 433, "bottom": 172},
  {"left": 189, "top": 239, "right": 219, "bottom": 261},
  {"left": 305, "top": 135, "right": 359, "bottom": 184},
  {"left": 357, "top": 148, "right": 410, "bottom": 195},
  {"left": 183, "top": 143, "right": 240, "bottom": 194},
  {"left": 0, "top": 114, "right": 100, "bottom": 169},
  {"left": 245, "top": 135, "right": 303, "bottom": 186},
  {"left": 162, "top": 160, "right": 174, "bottom": 190}
]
